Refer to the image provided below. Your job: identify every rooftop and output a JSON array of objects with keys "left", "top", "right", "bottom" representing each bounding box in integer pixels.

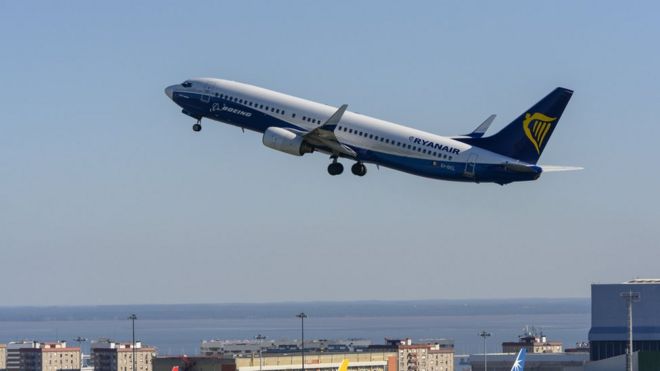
[{"left": 625, "top": 278, "right": 660, "bottom": 284}]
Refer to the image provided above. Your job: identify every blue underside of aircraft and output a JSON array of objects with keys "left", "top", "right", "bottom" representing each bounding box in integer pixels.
[{"left": 173, "top": 92, "right": 541, "bottom": 184}]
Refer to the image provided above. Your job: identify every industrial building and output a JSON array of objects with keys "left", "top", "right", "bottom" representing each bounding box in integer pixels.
[
  {"left": 91, "top": 339, "right": 156, "bottom": 371},
  {"left": 467, "top": 352, "right": 589, "bottom": 371},
  {"left": 200, "top": 339, "right": 372, "bottom": 357},
  {"left": 154, "top": 350, "right": 396, "bottom": 371},
  {"left": 589, "top": 279, "right": 660, "bottom": 361},
  {"left": 157, "top": 337, "right": 455, "bottom": 371},
  {"left": 18, "top": 341, "right": 80, "bottom": 371}
]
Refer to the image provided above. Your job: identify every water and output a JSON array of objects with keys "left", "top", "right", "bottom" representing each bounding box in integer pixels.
[{"left": 0, "top": 300, "right": 590, "bottom": 355}]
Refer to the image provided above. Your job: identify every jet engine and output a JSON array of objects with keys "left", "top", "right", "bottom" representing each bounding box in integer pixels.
[{"left": 262, "top": 127, "right": 314, "bottom": 156}]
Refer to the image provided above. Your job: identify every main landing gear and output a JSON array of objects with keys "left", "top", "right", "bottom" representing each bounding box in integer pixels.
[
  {"left": 327, "top": 157, "right": 367, "bottom": 177},
  {"left": 351, "top": 162, "right": 367, "bottom": 176},
  {"left": 192, "top": 119, "right": 202, "bottom": 132},
  {"left": 328, "top": 158, "right": 344, "bottom": 176}
]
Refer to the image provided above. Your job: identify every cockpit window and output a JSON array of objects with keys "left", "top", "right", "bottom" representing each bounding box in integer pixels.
[{"left": 181, "top": 81, "right": 192, "bottom": 88}]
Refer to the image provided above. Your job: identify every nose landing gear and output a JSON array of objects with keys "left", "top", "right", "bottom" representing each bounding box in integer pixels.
[{"left": 192, "top": 119, "right": 202, "bottom": 132}]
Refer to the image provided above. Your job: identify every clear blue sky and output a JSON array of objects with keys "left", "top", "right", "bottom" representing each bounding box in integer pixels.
[{"left": 1, "top": 1, "right": 658, "bottom": 305}]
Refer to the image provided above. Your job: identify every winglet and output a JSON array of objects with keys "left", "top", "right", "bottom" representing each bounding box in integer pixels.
[
  {"left": 452, "top": 114, "right": 496, "bottom": 139},
  {"left": 467, "top": 114, "right": 496, "bottom": 138},
  {"left": 321, "top": 104, "right": 348, "bottom": 131},
  {"left": 338, "top": 359, "right": 350, "bottom": 371}
]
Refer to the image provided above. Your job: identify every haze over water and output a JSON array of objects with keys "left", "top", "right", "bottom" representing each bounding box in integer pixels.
[{"left": 0, "top": 299, "right": 589, "bottom": 355}]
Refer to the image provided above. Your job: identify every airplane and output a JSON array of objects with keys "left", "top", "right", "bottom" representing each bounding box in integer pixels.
[
  {"left": 164, "top": 78, "right": 581, "bottom": 185},
  {"left": 510, "top": 348, "right": 527, "bottom": 371}
]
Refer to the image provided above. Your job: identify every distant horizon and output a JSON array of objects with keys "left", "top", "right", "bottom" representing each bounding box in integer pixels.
[
  {"left": 0, "top": 297, "right": 589, "bottom": 309},
  {"left": 0, "top": 298, "right": 589, "bottom": 323}
]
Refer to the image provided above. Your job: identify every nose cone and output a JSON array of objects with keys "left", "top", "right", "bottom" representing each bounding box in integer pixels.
[{"left": 164, "top": 85, "right": 175, "bottom": 99}]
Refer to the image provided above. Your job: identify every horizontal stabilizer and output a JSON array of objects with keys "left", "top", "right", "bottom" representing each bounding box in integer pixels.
[
  {"left": 538, "top": 165, "right": 584, "bottom": 172},
  {"left": 500, "top": 163, "right": 542, "bottom": 174}
]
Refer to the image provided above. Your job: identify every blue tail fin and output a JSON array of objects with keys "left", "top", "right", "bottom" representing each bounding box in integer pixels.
[
  {"left": 511, "top": 348, "right": 527, "bottom": 371},
  {"left": 457, "top": 88, "right": 573, "bottom": 164}
]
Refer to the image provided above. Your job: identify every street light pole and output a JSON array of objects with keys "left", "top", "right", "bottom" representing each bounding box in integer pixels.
[
  {"left": 255, "top": 334, "right": 266, "bottom": 371},
  {"left": 296, "top": 313, "right": 307, "bottom": 371},
  {"left": 129, "top": 314, "right": 137, "bottom": 371},
  {"left": 74, "top": 337, "right": 87, "bottom": 369},
  {"left": 621, "top": 291, "right": 640, "bottom": 371},
  {"left": 479, "top": 331, "right": 491, "bottom": 371}
]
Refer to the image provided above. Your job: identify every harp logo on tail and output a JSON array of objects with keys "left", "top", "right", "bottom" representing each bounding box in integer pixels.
[{"left": 523, "top": 112, "right": 557, "bottom": 154}]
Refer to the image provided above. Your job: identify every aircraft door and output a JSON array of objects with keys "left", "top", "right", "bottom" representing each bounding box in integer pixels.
[
  {"left": 464, "top": 154, "right": 478, "bottom": 177},
  {"left": 201, "top": 86, "right": 211, "bottom": 103}
]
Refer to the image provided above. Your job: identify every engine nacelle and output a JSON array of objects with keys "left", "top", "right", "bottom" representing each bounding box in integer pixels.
[{"left": 262, "top": 127, "right": 314, "bottom": 156}]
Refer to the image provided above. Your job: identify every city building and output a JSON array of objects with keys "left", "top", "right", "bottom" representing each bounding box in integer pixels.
[
  {"left": 154, "top": 350, "right": 396, "bottom": 371},
  {"left": 6, "top": 341, "right": 39, "bottom": 371},
  {"left": 467, "top": 352, "right": 588, "bottom": 371},
  {"left": 397, "top": 339, "right": 454, "bottom": 371},
  {"left": 589, "top": 278, "right": 660, "bottom": 361},
  {"left": 0, "top": 343, "right": 6, "bottom": 370},
  {"left": 501, "top": 328, "right": 563, "bottom": 354},
  {"left": 19, "top": 341, "right": 80, "bottom": 371},
  {"left": 91, "top": 339, "right": 156, "bottom": 371}
]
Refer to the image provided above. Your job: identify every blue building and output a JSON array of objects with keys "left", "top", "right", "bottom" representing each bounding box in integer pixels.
[{"left": 589, "top": 279, "right": 660, "bottom": 361}]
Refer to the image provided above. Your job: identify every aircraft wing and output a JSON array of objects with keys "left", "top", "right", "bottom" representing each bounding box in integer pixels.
[{"left": 303, "top": 104, "right": 357, "bottom": 157}]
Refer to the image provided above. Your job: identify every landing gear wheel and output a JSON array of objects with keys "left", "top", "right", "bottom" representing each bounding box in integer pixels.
[
  {"left": 351, "top": 162, "right": 367, "bottom": 176},
  {"left": 328, "top": 162, "right": 344, "bottom": 176},
  {"left": 192, "top": 123, "right": 202, "bottom": 132}
]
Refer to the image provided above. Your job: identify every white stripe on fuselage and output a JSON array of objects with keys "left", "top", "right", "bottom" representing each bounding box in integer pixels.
[{"left": 183, "top": 78, "right": 518, "bottom": 165}]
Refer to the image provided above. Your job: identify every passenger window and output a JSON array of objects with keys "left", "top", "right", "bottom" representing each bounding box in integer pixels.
[
  {"left": 349, "top": 129, "right": 353, "bottom": 133},
  {"left": 292, "top": 113, "right": 296, "bottom": 118},
  {"left": 369, "top": 134, "right": 373, "bottom": 139},
  {"left": 282, "top": 110, "right": 286, "bottom": 115},
  {"left": 303, "top": 116, "right": 307, "bottom": 121}
]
